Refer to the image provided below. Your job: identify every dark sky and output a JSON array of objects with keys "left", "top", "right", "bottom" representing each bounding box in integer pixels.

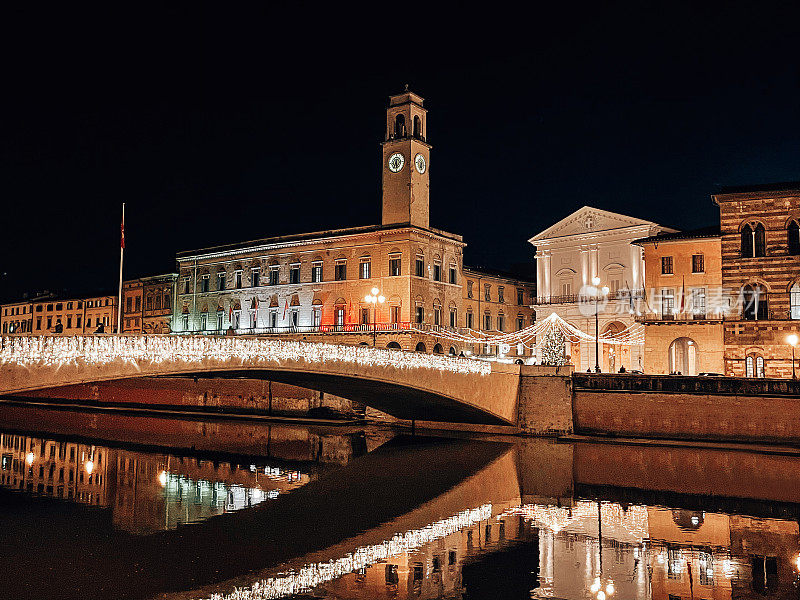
[{"left": 1, "top": 3, "right": 798, "bottom": 301}]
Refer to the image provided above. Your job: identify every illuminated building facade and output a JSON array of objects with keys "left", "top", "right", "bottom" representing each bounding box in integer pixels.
[
  {"left": 122, "top": 273, "right": 176, "bottom": 334},
  {"left": 0, "top": 300, "right": 33, "bottom": 335},
  {"left": 172, "top": 90, "right": 534, "bottom": 354},
  {"left": 713, "top": 184, "right": 800, "bottom": 377},
  {"left": 635, "top": 228, "right": 726, "bottom": 375},
  {"left": 529, "top": 206, "right": 674, "bottom": 371}
]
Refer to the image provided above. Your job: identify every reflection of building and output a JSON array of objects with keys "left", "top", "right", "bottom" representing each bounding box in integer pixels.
[
  {"left": 0, "top": 432, "right": 310, "bottom": 535},
  {"left": 713, "top": 185, "right": 800, "bottom": 377},
  {"left": 635, "top": 227, "right": 725, "bottom": 375},
  {"left": 171, "top": 90, "right": 534, "bottom": 356},
  {"left": 0, "top": 433, "right": 108, "bottom": 505},
  {"left": 530, "top": 207, "right": 674, "bottom": 371}
]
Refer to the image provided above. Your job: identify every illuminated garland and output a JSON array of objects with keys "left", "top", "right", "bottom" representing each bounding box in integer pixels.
[
  {"left": 0, "top": 335, "right": 491, "bottom": 376},
  {"left": 204, "top": 504, "right": 493, "bottom": 600},
  {"left": 414, "top": 312, "right": 644, "bottom": 348}
]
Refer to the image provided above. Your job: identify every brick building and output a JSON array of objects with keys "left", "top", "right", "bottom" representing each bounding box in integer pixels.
[
  {"left": 634, "top": 227, "right": 726, "bottom": 375},
  {"left": 713, "top": 184, "right": 800, "bottom": 378}
]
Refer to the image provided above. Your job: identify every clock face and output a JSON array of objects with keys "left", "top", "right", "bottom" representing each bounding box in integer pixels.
[
  {"left": 388, "top": 152, "right": 405, "bottom": 173},
  {"left": 414, "top": 153, "right": 426, "bottom": 174}
]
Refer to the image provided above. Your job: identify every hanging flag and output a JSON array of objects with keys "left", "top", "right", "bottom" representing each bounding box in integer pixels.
[
  {"left": 679, "top": 275, "right": 686, "bottom": 313},
  {"left": 253, "top": 296, "right": 259, "bottom": 311},
  {"left": 120, "top": 210, "right": 126, "bottom": 249},
  {"left": 283, "top": 299, "right": 289, "bottom": 319},
  {"left": 228, "top": 303, "right": 233, "bottom": 322}
]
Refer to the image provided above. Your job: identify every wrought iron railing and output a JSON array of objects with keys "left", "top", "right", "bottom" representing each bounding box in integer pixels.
[{"left": 533, "top": 289, "right": 645, "bottom": 306}]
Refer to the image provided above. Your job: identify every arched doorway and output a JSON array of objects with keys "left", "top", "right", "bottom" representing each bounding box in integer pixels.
[
  {"left": 415, "top": 342, "right": 426, "bottom": 353},
  {"left": 432, "top": 343, "right": 444, "bottom": 355},
  {"left": 601, "top": 321, "right": 626, "bottom": 372},
  {"left": 669, "top": 337, "right": 697, "bottom": 375}
]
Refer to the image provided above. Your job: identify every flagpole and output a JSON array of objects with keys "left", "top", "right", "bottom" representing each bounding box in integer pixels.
[{"left": 117, "top": 203, "right": 125, "bottom": 334}]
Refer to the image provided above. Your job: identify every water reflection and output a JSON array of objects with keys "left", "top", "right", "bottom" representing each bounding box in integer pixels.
[{"left": 0, "top": 432, "right": 311, "bottom": 533}]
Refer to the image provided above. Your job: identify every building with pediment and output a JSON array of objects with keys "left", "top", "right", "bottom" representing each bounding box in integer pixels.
[
  {"left": 171, "top": 90, "right": 536, "bottom": 357},
  {"left": 529, "top": 207, "right": 674, "bottom": 372}
]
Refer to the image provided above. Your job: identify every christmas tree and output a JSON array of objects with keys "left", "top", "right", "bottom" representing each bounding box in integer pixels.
[{"left": 541, "top": 326, "right": 568, "bottom": 366}]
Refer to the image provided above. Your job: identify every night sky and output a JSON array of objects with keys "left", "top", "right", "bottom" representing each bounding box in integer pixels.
[{"left": 1, "top": 3, "right": 798, "bottom": 302}]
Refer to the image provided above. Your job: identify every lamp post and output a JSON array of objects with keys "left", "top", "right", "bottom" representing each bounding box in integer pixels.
[
  {"left": 592, "top": 276, "right": 609, "bottom": 373},
  {"left": 788, "top": 334, "right": 798, "bottom": 380},
  {"left": 364, "top": 287, "right": 385, "bottom": 347}
]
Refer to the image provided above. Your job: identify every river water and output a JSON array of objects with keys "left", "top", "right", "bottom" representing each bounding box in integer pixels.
[{"left": 0, "top": 402, "right": 798, "bottom": 599}]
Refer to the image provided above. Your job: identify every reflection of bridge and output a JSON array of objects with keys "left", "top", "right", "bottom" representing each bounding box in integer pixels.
[{"left": 0, "top": 335, "right": 521, "bottom": 425}]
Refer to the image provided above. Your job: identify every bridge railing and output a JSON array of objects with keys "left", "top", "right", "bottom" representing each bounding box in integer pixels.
[
  {"left": 572, "top": 372, "right": 800, "bottom": 396},
  {"left": 0, "top": 334, "right": 492, "bottom": 376}
]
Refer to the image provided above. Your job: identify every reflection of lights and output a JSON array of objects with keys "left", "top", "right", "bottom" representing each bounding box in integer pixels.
[
  {"left": 25, "top": 452, "right": 34, "bottom": 466},
  {"left": 84, "top": 461, "right": 94, "bottom": 475},
  {"left": 203, "top": 504, "right": 493, "bottom": 600},
  {"left": 691, "top": 516, "right": 699, "bottom": 526},
  {"left": 591, "top": 579, "right": 601, "bottom": 593},
  {"left": 158, "top": 471, "right": 167, "bottom": 487},
  {"left": 795, "top": 554, "right": 800, "bottom": 571},
  {"left": 657, "top": 553, "right": 666, "bottom": 565},
  {"left": 723, "top": 559, "right": 735, "bottom": 578},
  {"left": 597, "top": 592, "right": 606, "bottom": 600},
  {"left": 606, "top": 583, "right": 615, "bottom": 595}
]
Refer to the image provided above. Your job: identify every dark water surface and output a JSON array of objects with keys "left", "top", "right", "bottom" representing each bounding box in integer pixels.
[{"left": 1, "top": 403, "right": 799, "bottom": 600}]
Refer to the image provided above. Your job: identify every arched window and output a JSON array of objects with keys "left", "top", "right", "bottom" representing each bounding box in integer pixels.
[
  {"left": 792, "top": 283, "right": 800, "bottom": 319},
  {"left": 433, "top": 343, "right": 444, "bottom": 355},
  {"left": 746, "top": 355, "right": 765, "bottom": 378},
  {"left": 394, "top": 114, "right": 406, "bottom": 138},
  {"left": 413, "top": 116, "right": 421, "bottom": 138},
  {"left": 754, "top": 223, "right": 766, "bottom": 257},
  {"left": 788, "top": 220, "right": 800, "bottom": 255},
  {"left": 742, "top": 284, "right": 768, "bottom": 320},
  {"left": 386, "top": 341, "right": 402, "bottom": 350},
  {"left": 741, "top": 224, "right": 753, "bottom": 258},
  {"left": 414, "top": 341, "right": 426, "bottom": 353}
]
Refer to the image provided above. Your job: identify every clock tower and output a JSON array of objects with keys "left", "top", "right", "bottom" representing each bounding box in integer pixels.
[{"left": 381, "top": 87, "right": 431, "bottom": 229}]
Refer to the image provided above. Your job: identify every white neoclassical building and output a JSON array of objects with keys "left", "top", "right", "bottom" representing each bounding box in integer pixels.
[{"left": 529, "top": 206, "right": 675, "bottom": 372}]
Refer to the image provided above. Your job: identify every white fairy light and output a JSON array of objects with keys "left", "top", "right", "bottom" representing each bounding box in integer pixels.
[
  {"left": 204, "top": 504, "right": 493, "bottom": 600},
  {"left": 0, "top": 334, "right": 491, "bottom": 376}
]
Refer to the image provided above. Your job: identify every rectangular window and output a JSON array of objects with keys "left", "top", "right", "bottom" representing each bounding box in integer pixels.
[
  {"left": 201, "top": 275, "right": 210, "bottom": 293},
  {"left": 217, "top": 272, "right": 226, "bottom": 291},
  {"left": 467, "top": 280, "right": 473, "bottom": 299},
  {"left": 415, "top": 306, "right": 424, "bottom": 324},
  {"left": 359, "top": 259, "right": 371, "bottom": 280},
  {"left": 389, "top": 256, "right": 401, "bottom": 276},
  {"left": 484, "top": 313, "right": 492, "bottom": 330},
  {"left": 391, "top": 305, "right": 400, "bottom": 323},
  {"left": 67, "top": 316, "right": 72, "bottom": 328},
  {"left": 434, "top": 307, "right": 441, "bottom": 326},
  {"left": 661, "top": 256, "right": 673, "bottom": 275},
  {"left": 217, "top": 313, "right": 223, "bottom": 330},
  {"left": 182, "top": 278, "right": 190, "bottom": 294},
  {"left": 517, "top": 316, "right": 524, "bottom": 330},
  {"left": 433, "top": 263, "right": 441, "bottom": 282},
  {"left": 47, "top": 317, "right": 52, "bottom": 329},
  {"left": 497, "top": 314, "right": 505, "bottom": 331},
  {"left": 517, "top": 288, "right": 524, "bottom": 305},
  {"left": 232, "top": 311, "right": 240, "bottom": 329},
  {"left": 235, "top": 271, "right": 243, "bottom": 289},
  {"left": 251, "top": 268, "right": 260, "bottom": 287},
  {"left": 269, "top": 267, "right": 279, "bottom": 286},
  {"left": 291, "top": 310, "right": 299, "bottom": 326},
  {"left": 692, "top": 287, "right": 706, "bottom": 319},
  {"left": 270, "top": 311, "right": 278, "bottom": 328},
  {"left": 335, "top": 307, "right": 345, "bottom": 327},
  {"left": 312, "top": 307, "right": 321, "bottom": 326},
  {"left": 498, "top": 286, "right": 505, "bottom": 303},
  {"left": 76, "top": 316, "right": 81, "bottom": 328},
  {"left": 484, "top": 284, "right": 491, "bottom": 302},
  {"left": 692, "top": 254, "right": 704, "bottom": 273},
  {"left": 181, "top": 315, "right": 188, "bottom": 330},
  {"left": 661, "top": 288, "right": 675, "bottom": 318},
  {"left": 135, "top": 296, "right": 141, "bottom": 312},
  {"left": 311, "top": 262, "right": 323, "bottom": 283},
  {"left": 449, "top": 266, "right": 457, "bottom": 284},
  {"left": 200, "top": 313, "right": 207, "bottom": 330},
  {"left": 126, "top": 297, "right": 132, "bottom": 312},
  {"left": 335, "top": 261, "right": 347, "bottom": 281},
  {"left": 415, "top": 256, "right": 425, "bottom": 277},
  {"left": 449, "top": 308, "right": 456, "bottom": 327},
  {"left": 465, "top": 311, "right": 473, "bottom": 329},
  {"left": 289, "top": 264, "right": 300, "bottom": 284},
  {"left": 361, "top": 308, "right": 370, "bottom": 324}
]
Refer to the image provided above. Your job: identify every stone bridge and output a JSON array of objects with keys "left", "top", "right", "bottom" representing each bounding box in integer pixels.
[{"left": 0, "top": 335, "right": 522, "bottom": 425}]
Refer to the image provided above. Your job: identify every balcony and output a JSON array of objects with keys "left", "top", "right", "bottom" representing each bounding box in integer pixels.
[
  {"left": 533, "top": 289, "right": 645, "bottom": 306},
  {"left": 636, "top": 312, "right": 724, "bottom": 324}
]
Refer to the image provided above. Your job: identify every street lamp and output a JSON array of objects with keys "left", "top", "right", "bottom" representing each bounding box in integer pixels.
[
  {"left": 592, "top": 276, "right": 610, "bottom": 373},
  {"left": 788, "top": 333, "right": 798, "bottom": 380},
  {"left": 364, "top": 287, "right": 385, "bottom": 347}
]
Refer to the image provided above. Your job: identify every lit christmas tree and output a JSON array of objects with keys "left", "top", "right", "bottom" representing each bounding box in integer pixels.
[{"left": 541, "top": 326, "right": 568, "bottom": 366}]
